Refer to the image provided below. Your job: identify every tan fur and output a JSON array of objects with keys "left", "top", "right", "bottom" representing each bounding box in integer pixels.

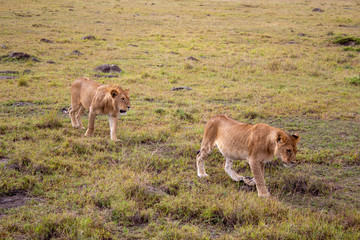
[
  {"left": 196, "top": 115, "right": 300, "bottom": 197},
  {"left": 69, "top": 78, "right": 131, "bottom": 141}
]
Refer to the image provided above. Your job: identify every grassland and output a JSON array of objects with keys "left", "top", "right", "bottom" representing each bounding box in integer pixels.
[{"left": 0, "top": 0, "right": 359, "bottom": 239}]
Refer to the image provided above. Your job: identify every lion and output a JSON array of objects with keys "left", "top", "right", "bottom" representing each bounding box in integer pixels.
[
  {"left": 69, "top": 77, "right": 131, "bottom": 141},
  {"left": 196, "top": 115, "right": 300, "bottom": 197}
]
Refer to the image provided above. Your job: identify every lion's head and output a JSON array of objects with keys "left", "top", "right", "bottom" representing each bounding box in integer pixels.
[
  {"left": 275, "top": 132, "right": 300, "bottom": 167},
  {"left": 104, "top": 85, "right": 131, "bottom": 115}
]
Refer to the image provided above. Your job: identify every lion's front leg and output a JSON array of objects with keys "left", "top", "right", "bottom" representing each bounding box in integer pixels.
[
  {"left": 224, "top": 158, "right": 243, "bottom": 181},
  {"left": 249, "top": 159, "right": 270, "bottom": 197},
  {"left": 109, "top": 115, "right": 118, "bottom": 141},
  {"left": 85, "top": 110, "right": 96, "bottom": 137}
]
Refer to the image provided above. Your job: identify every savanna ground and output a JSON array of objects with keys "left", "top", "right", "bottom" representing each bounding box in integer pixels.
[{"left": 0, "top": 0, "right": 359, "bottom": 239}]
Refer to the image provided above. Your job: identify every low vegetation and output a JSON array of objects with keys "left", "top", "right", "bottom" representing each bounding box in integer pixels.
[{"left": 0, "top": 0, "right": 359, "bottom": 239}]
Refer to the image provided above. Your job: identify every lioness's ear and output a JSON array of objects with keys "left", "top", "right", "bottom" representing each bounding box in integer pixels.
[
  {"left": 111, "top": 90, "right": 119, "bottom": 98},
  {"left": 292, "top": 134, "right": 300, "bottom": 143}
]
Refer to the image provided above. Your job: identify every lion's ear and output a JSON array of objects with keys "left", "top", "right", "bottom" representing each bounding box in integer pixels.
[
  {"left": 292, "top": 134, "right": 300, "bottom": 143},
  {"left": 111, "top": 90, "right": 119, "bottom": 98}
]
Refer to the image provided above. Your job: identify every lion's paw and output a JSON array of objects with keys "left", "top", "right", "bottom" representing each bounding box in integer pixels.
[
  {"left": 243, "top": 177, "right": 256, "bottom": 186},
  {"left": 258, "top": 191, "right": 270, "bottom": 198},
  {"left": 198, "top": 173, "right": 209, "bottom": 178},
  {"left": 84, "top": 132, "right": 92, "bottom": 137}
]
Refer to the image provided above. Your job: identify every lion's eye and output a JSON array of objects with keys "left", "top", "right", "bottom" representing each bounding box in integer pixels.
[
  {"left": 287, "top": 149, "right": 292, "bottom": 155},
  {"left": 121, "top": 98, "right": 125, "bottom": 101}
]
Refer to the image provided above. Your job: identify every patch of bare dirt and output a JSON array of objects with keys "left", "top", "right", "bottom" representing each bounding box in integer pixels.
[{"left": 0, "top": 193, "right": 30, "bottom": 209}]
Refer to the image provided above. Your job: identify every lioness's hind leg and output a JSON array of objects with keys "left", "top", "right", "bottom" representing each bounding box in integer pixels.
[
  {"left": 69, "top": 104, "right": 80, "bottom": 128},
  {"left": 75, "top": 105, "right": 85, "bottom": 130},
  {"left": 224, "top": 158, "right": 244, "bottom": 182},
  {"left": 196, "top": 147, "right": 212, "bottom": 178}
]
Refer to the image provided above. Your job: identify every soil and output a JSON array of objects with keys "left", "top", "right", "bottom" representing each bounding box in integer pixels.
[{"left": 0, "top": 193, "right": 30, "bottom": 209}]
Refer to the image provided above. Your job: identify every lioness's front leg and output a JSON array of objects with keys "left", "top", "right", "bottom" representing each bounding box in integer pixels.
[
  {"left": 224, "top": 158, "right": 256, "bottom": 185},
  {"left": 85, "top": 110, "right": 96, "bottom": 137},
  {"left": 249, "top": 159, "right": 270, "bottom": 197},
  {"left": 224, "top": 158, "right": 243, "bottom": 181},
  {"left": 109, "top": 115, "right": 118, "bottom": 141}
]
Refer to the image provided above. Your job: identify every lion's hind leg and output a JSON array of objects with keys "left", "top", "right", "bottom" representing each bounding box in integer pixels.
[
  {"left": 197, "top": 119, "right": 220, "bottom": 178},
  {"left": 69, "top": 104, "right": 81, "bottom": 128},
  {"left": 75, "top": 105, "right": 86, "bottom": 130},
  {"left": 196, "top": 143, "right": 214, "bottom": 178}
]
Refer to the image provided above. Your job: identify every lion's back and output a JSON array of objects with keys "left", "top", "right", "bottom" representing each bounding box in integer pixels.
[{"left": 71, "top": 78, "right": 101, "bottom": 110}]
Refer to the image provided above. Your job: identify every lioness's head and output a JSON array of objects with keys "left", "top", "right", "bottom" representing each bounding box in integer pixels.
[
  {"left": 108, "top": 86, "right": 131, "bottom": 115},
  {"left": 275, "top": 132, "right": 300, "bottom": 167}
]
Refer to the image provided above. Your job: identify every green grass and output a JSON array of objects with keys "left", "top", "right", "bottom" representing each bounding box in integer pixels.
[{"left": 0, "top": 0, "right": 360, "bottom": 239}]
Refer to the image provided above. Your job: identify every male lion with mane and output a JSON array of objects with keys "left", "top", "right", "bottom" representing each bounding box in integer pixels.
[
  {"left": 196, "top": 115, "right": 300, "bottom": 197},
  {"left": 69, "top": 77, "right": 131, "bottom": 141}
]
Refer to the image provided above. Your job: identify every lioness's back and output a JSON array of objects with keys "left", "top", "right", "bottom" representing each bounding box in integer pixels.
[{"left": 71, "top": 78, "right": 101, "bottom": 110}]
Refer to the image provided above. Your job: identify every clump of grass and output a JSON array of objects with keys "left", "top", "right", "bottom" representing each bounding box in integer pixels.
[
  {"left": 124, "top": 183, "right": 164, "bottom": 207},
  {"left": 347, "top": 74, "right": 360, "bottom": 86},
  {"left": 333, "top": 36, "right": 360, "bottom": 45},
  {"left": 242, "top": 108, "right": 263, "bottom": 119},
  {"left": 93, "top": 196, "right": 111, "bottom": 209},
  {"left": 36, "top": 111, "right": 63, "bottom": 129},
  {"left": 61, "top": 139, "right": 92, "bottom": 156},
  {"left": 267, "top": 61, "right": 281, "bottom": 71},
  {"left": 18, "top": 78, "right": 29, "bottom": 87},
  {"left": 154, "top": 224, "right": 208, "bottom": 240},
  {"left": 184, "top": 63, "right": 194, "bottom": 70},
  {"left": 155, "top": 108, "right": 166, "bottom": 115},
  {"left": 111, "top": 200, "right": 152, "bottom": 226},
  {"left": 343, "top": 46, "right": 360, "bottom": 52},
  {"left": 175, "top": 109, "right": 193, "bottom": 120},
  {"left": 141, "top": 72, "right": 150, "bottom": 79},
  {"left": 32, "top": 214, "right": 112, "bottom": 239},
  {"left": 271, "top": 171, "right": 335, "bottom": 196}
]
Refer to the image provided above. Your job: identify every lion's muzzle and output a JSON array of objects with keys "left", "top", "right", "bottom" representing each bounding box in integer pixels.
[
  {"left": 282, "top": 162, "right": 296, "bottom": 168},
  {"left": 120, "top": 107, "right": 130, "bottom": 115},
  {"left": 120, "top": 109, "right": 127, "bottom": 115}
]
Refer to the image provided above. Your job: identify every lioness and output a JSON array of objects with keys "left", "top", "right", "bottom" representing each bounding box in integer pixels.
[
  {"left": 196, "top": 115, "right": 300, "bottom": 197},
  {"left": 69, "top": 77, "right": 131, "bottom": 141}
]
